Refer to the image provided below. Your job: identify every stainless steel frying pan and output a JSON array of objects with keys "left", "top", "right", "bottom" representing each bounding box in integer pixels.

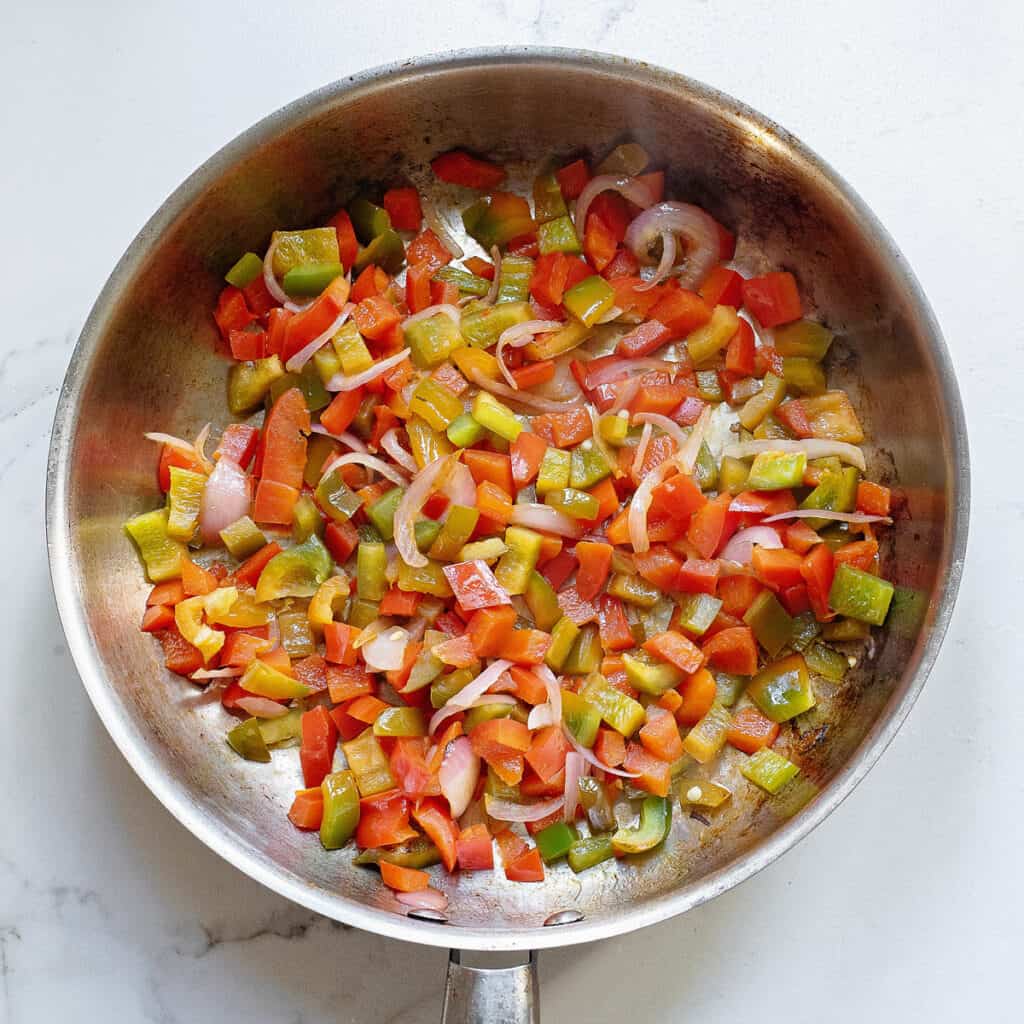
[{"left": 45, "top": 48, "right": 969, "bottom": 1022}]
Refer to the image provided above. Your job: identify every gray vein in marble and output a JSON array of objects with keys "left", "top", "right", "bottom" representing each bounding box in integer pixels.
[{"left": 173, "top": 905, "right": 349, "bottom": 959}]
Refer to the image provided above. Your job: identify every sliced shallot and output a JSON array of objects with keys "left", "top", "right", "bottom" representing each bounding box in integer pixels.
[
  {"left": 395, "top": 454, "right": 459, "bottom": 568},
  {"left": 484, "top": 246, "right": 502, "bottom": 305},
  {"left": 362, "top": 627, "right": 410, "bottom": 672},
  {"left": 573, "top": 174, "right": 656, "bottom": 233},
  {"left": 190, "top": 666, "right": 245, "bottom": 680},
  {"left": 429, "top": 694, "right": 516, "bottom": 737},
  {"left": 310, "top": 424, "right": 369, "bottom": 453},
  {"left": 199, "top": 456, "right": 250, "bottom": 545},
  {"left": 325, "top": 348, "right": 410, "bottom": 392},
  {"left": 320, "top": 451, "right": 409, "bottom": 487},
  {"left": 462, "top": 362, "right": 585, "bottom": 413},
  {"left": 563, "top": 751, "right": 587, "bottom": 823},
  {"left": 380, "top": 428, "right": 418, "bottom": 474},
  {"left": 421, "top": 196, "right": 464, "bottom": 259},
  {"left": 525, "top": 666, "right": 563, "bottom": 731},
  {"left": 439, "top": 736, "right": 480, "bottom": 819},
  {"left": 625, "top": 201, "right": 720, "bottom": 290},
  {"left": 403, "top": 303, "right": 461, "bottom": 328},
  {"left": 509, "top": 503, "right": 584, "bottom": 539},
  {"left": 284, "top": 304, "right": 353, "bottom": 373},
  {"left": 762, "top": 509, "right": 892, "bottom": 526},
  {"left": 496, "top": 320, "right": 564, "bottom": 388},
  {"left": 235, "top": 696, "right": 289, "bottom": 718},
  {"left": 563, "top": 727, "right": 641, "bottom": 778},
  {"left": 719, "top": 526, "right": 784, "bottom": 564},
  {"left": 484, "top": 794, "right": 565, "bottom": 823},
  {"left": 627, "top": 459, "right": 675, "bottom": 554},
  {"left": 722, "top": 438, "right": 867, "bottom": 472},
  {"left": 262, "top": 236, "right": 290, "bottom": 306}
]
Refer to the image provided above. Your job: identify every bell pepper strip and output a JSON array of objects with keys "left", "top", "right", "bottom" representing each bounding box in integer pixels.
[
  {"left": 125, "top": 508, "right": 187, "bottom": 582},
  {"left": 674, "top": 667, "right": 718, "bottom": 726},
  {"left": 747, "top": 654, "right": 815, "bottom": 722},
  {"left": 568, "top": 834, "right": 614, "bottom": 873},
  {"left": 300, "top": 706, "right": 338, "bottom": 788},
  {"left": 432, "top": 149, "right": 505, "bottom": 190},
  {"left": 682, "top": 700, "right": 732, "bottom": 763},
  {"left": 742, "top": 272, "right": 802, "bottom": 327},
  {"left": 227, "top": 718, "right": 272, "bottom": 762},
  {"left": 828, "top": 563, "right": 894, "bottom": 625},
  {"left": 726, "top": 706, "right": 780, "bottom": 753},
  {"left": 612, "top": 795, "right": 671, "bottom": 854}
]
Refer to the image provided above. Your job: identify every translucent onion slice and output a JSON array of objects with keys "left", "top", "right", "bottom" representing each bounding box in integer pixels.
[
  {"left": 199, "top": 456, "right": 250, "bottom": 545},
  {"left": 762, "top": 509, "right": 892, "bottom": 525},
  {"left": 484, "top": 245, "right": 502, "bottom": 306},
  {"left": 285, "top": 303, "right": 353, "bottom": 373},
  {"left": 403, "top": 303, "right": 461, "bottom": 328},
  {"left": 421, "top": 196, "right": 464, "bottom": 259},
  {"left": 627, "top": 459, "right": 675, "bottom": 554},
  {"left": 439, "top": 736, "right": 480, "bottom": 819},
  {"left": 563, "top": 751, "right": 588, "bottom": 823},
  {"left": 496, "top": 320, "right": 565, "bottom": 388},
  {"left": 380, "top": 428, "right": 418, "bottom": 474},
  {"left": 562, "top": 727, "right": 641, "bottom": 778},
  {"left": 719, "top": 526, "right": 783, "bottom": 564},
  {"left": 262, "top": 236, "right": 290, "bottom": 306},
  {"left": 310, "top": 424, "right": 369, "bottom": 453},
  {"left": 722, "top": 438, "right": 868, "bottom": 473},
  {"left": 676, "top": 404, "right": 713, "bottom": 474},
  {"left": 509, "top": 503, "right": 584, "bottom": 539},
  {"left": 235, "top": 696, "right": 289, "bottom": 719},
  {"left": 428, "top": 694, "right": 516, "bottom": 737},
  {"left": 362, "top": 627, "right": 410, "bottom": 671},
  {"left": 484, "top": 794, "right": 565, "bottom": 823},
  {"left": 525, "top": 665, "right": 563, "bottom": 731},
  {"left": 462, "top": 363, "right": 585, "bottom": 413},
  {"left": 325, "top": 348, "right": 410, "bottom": 392},
  {"left": 624, "top": 202, "right": 720, "bottom": 290},
  {"left": 574, "top": 174, "right": 656, "bottom": 233},
  {"left": 320, "top": 451, "right": 408, "bottom": 487},
  {"left": 394, "top": 454, "right": 459, "bottom": 568}
]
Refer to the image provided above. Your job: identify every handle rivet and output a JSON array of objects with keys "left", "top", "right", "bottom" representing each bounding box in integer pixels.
[{"left": 543, "top": 909, "right": 583, "bottom": 926}]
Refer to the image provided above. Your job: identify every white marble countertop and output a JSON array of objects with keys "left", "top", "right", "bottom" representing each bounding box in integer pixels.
[{"left": 4, "top": 1, "right": 1020, "bottom": 1020}]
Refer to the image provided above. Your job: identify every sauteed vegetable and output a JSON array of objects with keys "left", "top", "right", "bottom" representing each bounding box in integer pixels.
[{"left": 127, "top": 143, "right": 895, "bottom": 911}]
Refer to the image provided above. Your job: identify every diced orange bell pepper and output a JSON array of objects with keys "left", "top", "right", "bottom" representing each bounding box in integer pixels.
[
  {"left": 639, "top": 710, "right": 684, "bottom": 762},
  {"left": 622, "top": 744, "right": 672, "bottom": 797},
  {"left": 726, "top": 705, "right": 780, "bottom": 754},
  {"left": 642, "top": 631, "right": 704, "bottom": 674},
  {"left": 700, "top": 626, "right": 758, "bottom": 675}
]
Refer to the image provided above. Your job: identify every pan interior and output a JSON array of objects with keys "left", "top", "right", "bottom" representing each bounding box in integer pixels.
[{"left": 48, "top": 51, "right": 964, "bottom": 950}]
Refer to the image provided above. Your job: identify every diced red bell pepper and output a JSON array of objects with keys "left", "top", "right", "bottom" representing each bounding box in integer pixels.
[
  {"left": 686, "top": 492, "right": 736, "bottom": 558},
  {"left": 288, "top": 788, "right": 325, "bottom": 830},
  {"left": 214, "top": 286, "right": 255, "bottom": 340},
  {"left": 597, "top": 595, "right": 635, "bottom": 652},
  {"left": 456, "top": 823, "right": 494, "bottom": 871},
  {"left": 281, "top": 276, "right": 351, "bottom": 364},
  {"left": 431, "top": 149, "right": 505, "bottom": 190},
  {"left": 556, "top": 158, "right": 590, "bottom": 200},
  {"left": 622, "top": 744, "right": 672, "bottom": 797},
  {"left": 327, "top": 209, "right": 360, "bottom": 271},
  {"left": 615, "top": 319, "right": 674, "bottom": 358},
  {"left": 856, "top": 481, "right": 892, "bottom": 516},
  {"left": 574, "top": 541, "right": 613, "bottom": 602},
  {"left": 510, "top": 431, "right": 547, "bottom": 490},
  {"left": 390, "top": 738, "right": 440, "bottom": 799},
  {"left": 406, "top": 229, "right": 452, "bottom": 272},
  {"left": 717, "top": 574, "right": 763, "bottom": 617},
  {"left": 741, "top": 272, "right": 802, "bottom": 327},
  {"left": 356, "top": 790, "right": 419, "bottom": 849},
  {"left": 405, "top": 261, "right": 433, "bottom": 314},
  {"left": 412, "top": 798, "right": 460, "bottom": 871},
  {"left": 649, "top": 472, "right": 706, "bottom": 522},
  {"left": 647, "top": 285, "right": 712, "bottom": 339},
  {"left": 675, "top": 668, "right": 717, "bottom": 726},
  {"left": 299, "top": 706, "right": 338, "bottom": 788},
  {"left": 524, "top": 725, "right": 570, "bottom": 783},
  {"left": 382, "top": 187, "right": 422, "bottom": 232},
  {"left": 230, "top": 542, "right": 281, "bottom": 588},
  {"left": 639, "top": 709, "right": 684, "bottom": 762},
  {"left": 642, "top": 630, "right": 704, "bottom": 674},
  {"left": 504, "top": 847, "right": 545, "bottom": 883},
  {"left": 699, "top": 266, "right": 744, "bottom": 308},
  {"left": 726, "top": 706, "right": 780, "bottom": 754},
  {"left": 724, "top": 319, "right": 756, "bottom": 376},
  {"left": 676, "top": 558, "right": 720, "bottom": 595},
  {"left": 583, "top": 212, "right": 618, "bottom": 272},
  {"left": 540, "top": 549, "right": 577, "bottom": 591},
  {"left": 752, "top": 546, "right": 805, "bottom": 590},
  {"left": 633, "top": 545, "right": 683, "bottom": 592},
  {"left": 442, "top": 560, "right": 512, "bottom": 612}
]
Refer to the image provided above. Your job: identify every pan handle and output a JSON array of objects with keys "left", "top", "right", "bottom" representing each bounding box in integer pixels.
[{"left": 441, "top": 949, "right": 539, "bottom": 1023}]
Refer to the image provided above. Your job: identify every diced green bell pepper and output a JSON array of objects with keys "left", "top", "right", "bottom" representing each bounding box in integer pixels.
[
  {"left": 255, "top": 535, "right": 332, "bottom": 602},
  {"left": 801, "top": 467, "right": 860, "bottom": 528},
  {"left": 612, "top": 795, "right": 671, "bottom": 855},
  {"left": 545, "top": 616, "right": 580, "bottom": 671},
  {"left": 544, "top": 487, "right": 598, "bottom": 520},
  {"left": 538, "top": 215, "right": 581, "bottom": 255},
  {"left": 563, "top": 625, "right": 602, "bottom": 675},
  {"left": 535, "top": 821, "right": 576, "bottom": 862},
  {"left": 561, "top": 689, "right": 602, "bottom": 747},
  {"left": 354, "top": 228, "right": 405, "bottom": 275},
  {"left": 356, "top": 539, "right": 387, "bottom": 602},
  {"left": 315, "top": 468, "right": 363, "bottom": 523},
  {"left": 347, "top": 597, "right": 380, "bottom": 629},
  {"left": 773, "top": 320, "right": 833, "bottom": 360},
  {"left": 682, "top": 700, "right": 732, "bottom": 763},
  {"left": 536, "top": 447, "right": 571, "bottom": 495},
  {"left": 568, "top": 834, "right": 615, "bottom": 873},
  {"left": 459, "top": 300, "right": 532, "bottom": 348},
  {"left": 719, "top": 455, "right": 750, "bottom": 495},
  {"left": 271, "top": 228, "right": 340, "bottom": 277},
  {"left": 804, "top": 642, "right": 848, "bottom": 681},
  {"left": 686, "top": 305, "right": 740, "bottom": 366},
  {"left": 494, "top": 526, "right": 542, "bottom": 595},
  {"left": 304, "top": 434, "right": 339, "bottom": 488},
  {"left": 532, "top": 172, "right": 568, "bottom": 223},
  {"left": 125, "top": 507, "right": 186, "bottom": 582},
  {"left": 472, "top": 391, "right": 523, "bottom": 441},
  {"left": 622, "top": 650, "right": 683, "bottom": 695},
  {"left": 268, "top": 366, "right": 330, "bottom": 413},
  {"left": 747, "top": 654, "right": 815, "bottom": 722},
  {"left": 446, "top": 412, "right": 485, "bottom": 448},
  {"left": 282, "top": 262, "right": 345, "bottom": 297},
  {"left": 570, "top": 443, "right": 611, "bottom": 489},
  {"left": 465, "top": 701, "right": 516, "bottom": 730},
  {"left": 608, "top": 574, "right": 660, "bottom": 609},
  {"left": 434, "top": 265, "right": 491, "bottom": 297},
  {"left": 227, "top": 718, "right": 271, "bottom": 762},
  {"left": 743, "top": 590, "right": 794, "bottom": 658},
  {"left": 430, "top": 667, "right": 475, "bottom": 709},
  {"left": 738, "top": 373, "right": 786, "bottom": 430},
  {"left": 320, "top": 770, "right": 360, "bottom": 849},
  {"left": 239, "top": 658, "right": 311, "bottom": 699},
  {"left": 524, "top": 570, "right": 562, "bottom": 631},
  {"left": 292, "top": 495, "right": 323, "bottom": 543},
  {"left": 404, "top": 313, "right": 463, "bottom": 369},
  {"left": 828, "top": 563, "right": 894, "bottom": 625},
  {"left": 675, "top": 593, "right": 723, "bottom": 636},
  {"left": 332, "top": 321, "right": 374, "bottom": 375},
  {"left": 257, "top": 708, "right": 303, "bottom": 745},
  {"left": 224, "top": 252, "right": 265, "bottom": 288},
  {"left": 563, "top": 275, "right": 615, "bottom": 327},
  {"left": 428, "top": 505, "right": 480, "bottom": 561},
  {"left": 714, "top": 672, "right": 747, "bottom": 706},
  {"left": 348, "top": 197, "right": 391, "bottom": 243},
  {"left": 366, "top": 487, "right": 405, "bottom": 542},
  {"left": 822, "top": 616, "right": 871, "bottom": 641},
  {"left": 746, "top": 450, "right": 807, "bottom": 491},
  {"left": 693, "top": 441, "right": 718, "bottom": 492},
  {"left": 228, "top": 355, "right": 285, "bottom": 416},
  {"left": 342, "top": 730, "right": 395, "bottom": 797},
  {"left": 220, "top": 515, "right": 267, "bottom": 559},
  {"left": 353, "top": 839, "right": 441, "bottom": 869},
  {"left": 373, "top": 706, "right": 427, "bottom": 737},
  {"left": 580, "top": 672, "right": 645, "bottom": 737},
  {"left": 789, "top": 611, "right": 821, "bottom": 651},
  {"left": 496, "top": 255, "right": 534, "bottom": 304},
  {"left": 278, "top": 606, "right": 316, "bottom": 657},
  {"left": 782, "top": 357, "right": 827, "bottom": 396},
  {"left": 415, "top": 519, "right": 442, "bottom": 552},
  {"left": 397, "top": 559, "right": 452, "bottom": 598},
  {"left": 462, "top": 193, "right": 535, "bottom": 248},
  {"left": 741, "top": 748, "right": 799, "bottom": 794}
]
